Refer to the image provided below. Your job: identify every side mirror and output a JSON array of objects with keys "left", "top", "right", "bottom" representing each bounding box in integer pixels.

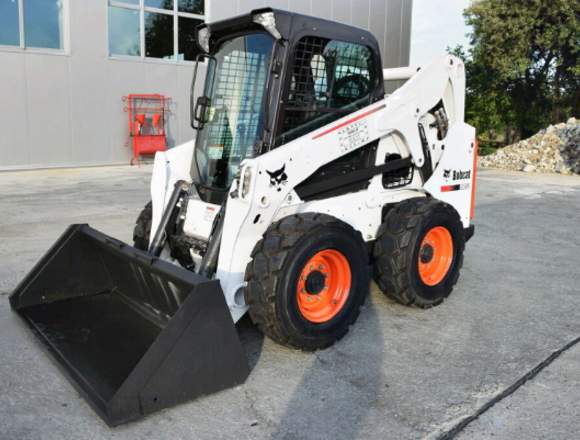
[
  {"left": 190, "top": 53, "right": 216, "bottom": 130},
  {"left": 193, "top": 96, "right": 211, "bottom": 129}
]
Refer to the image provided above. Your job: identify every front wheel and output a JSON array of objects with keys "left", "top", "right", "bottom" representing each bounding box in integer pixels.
[
  {"left": 244, "top": 213, "right": 370, "bottom": 351},
  {"left": 133, "top": 201, "right": 152, "bottom": 251},
  {"left": 373, "top": 198, "right": 465, "bottom": 308}
]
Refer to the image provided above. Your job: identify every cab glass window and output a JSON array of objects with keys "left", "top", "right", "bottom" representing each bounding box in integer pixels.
[{"left": 277, "top": 36, "right": 375, "bottom": 145}]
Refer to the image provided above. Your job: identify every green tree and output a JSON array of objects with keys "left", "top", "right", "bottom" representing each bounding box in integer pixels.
[
  {"left": 449, "top": 44, "right": 514, "bottom": 148},
  {"left": 454, "top": 0, "right": 579, "bottom": 142}
]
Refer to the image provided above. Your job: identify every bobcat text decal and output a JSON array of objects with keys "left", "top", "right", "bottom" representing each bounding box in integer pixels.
[
  {"left": 444, "top": 169, "right": 471, "bottom": 181},
  {"left": 442, "top": 168, "right": 472, "bottom": 192}
]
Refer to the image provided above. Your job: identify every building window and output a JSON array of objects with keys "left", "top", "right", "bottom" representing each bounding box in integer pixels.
[
  {"left": 108, "top": 0, "right": 204, "bottom": 61},
  {"left": 108, "top": 6, "right": 140, "bottom": 56},
  {"left": 0, "top": 0, "right": 65, "bottom": 50}
]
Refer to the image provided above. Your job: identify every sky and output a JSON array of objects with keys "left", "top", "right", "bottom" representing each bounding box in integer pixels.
[{"left": 410, "top": 0, "right": 472, "bottom": 66}]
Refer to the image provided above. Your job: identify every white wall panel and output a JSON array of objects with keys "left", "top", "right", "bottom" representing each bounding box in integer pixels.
[
  {"left": 385, "top": 0, "right": 406, "bottom": 67},
  {"left": 69, "top": 57, "right": 110, "bottom": 163},
  {"left": 238, "top": 0, "right": 267, "bottom": 16},
  {"left": 311, "top": 0, "right": 332, "bottom": 18},
  {"left": 332, "top": 0, "right": 351, "bottom": 24},
  {"left": 269, "top": 0, "right": 291, "bottom": 11},
  {"left": 351, "top": 0, "right": 370, "bottom": 29},
  {"left": 289, "top": 0, "right": 311, "bottom": 15},
  {"left": 25, "top": 55, "right": 72, "bottom": 166},
  {"left": 370, "top": 0, "right": 387, "bottom": 61},
  {"left": 0, "top": 0, "right": 412, "bottom": 169},
  {"left": 0, "top": 53, "right": 28, "bottom": 167}
]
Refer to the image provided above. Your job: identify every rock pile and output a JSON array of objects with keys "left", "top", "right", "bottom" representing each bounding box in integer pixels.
[{"left": 479, "top": 118, "right": 579, "bottom": 174}]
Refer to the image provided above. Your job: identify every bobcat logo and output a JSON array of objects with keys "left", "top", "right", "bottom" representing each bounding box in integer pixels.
[
  {"left": 443, "top": 168, "right": 471, "bottom": 181},
  {"left": 266, "top": 165, "right": 288, "bottom": 192},
  {"left": 453, "top": 170, "right": 471, "bottom": 180}
]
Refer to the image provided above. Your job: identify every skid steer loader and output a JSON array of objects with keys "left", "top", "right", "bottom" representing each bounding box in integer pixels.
[{"left": 10, "top": 8, "right": 477, "bottom": 426}]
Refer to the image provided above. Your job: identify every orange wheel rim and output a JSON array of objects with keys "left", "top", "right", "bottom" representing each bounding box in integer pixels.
[
  {"left": 418, "top": 226, "right": 454, "bottom": 286},
  {"left": 296, "top": 249, "right": 352, "bottom": 323}
]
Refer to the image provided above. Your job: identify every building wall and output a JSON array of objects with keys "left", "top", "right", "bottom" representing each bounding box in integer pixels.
[{"left": 0, "top": 0, "right": 412, "bottom": 170}]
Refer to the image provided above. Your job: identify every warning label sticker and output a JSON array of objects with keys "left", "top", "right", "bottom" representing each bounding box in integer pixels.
[
  {"left": 338, "top": 120, "right": 370, "bottom": 153},
  {"left": 203, "top": 206, "right": 217, "bottom": 222}
]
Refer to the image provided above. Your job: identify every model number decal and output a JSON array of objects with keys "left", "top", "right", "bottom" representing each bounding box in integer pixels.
[
  {"left": 338, "top": 120, "right": 370, "bottom": 153},
  {"left": 311, "top": 104, "right": 385, "bottom": 140}
]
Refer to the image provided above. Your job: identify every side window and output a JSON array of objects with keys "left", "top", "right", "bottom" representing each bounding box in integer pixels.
[
  {"left": 329, "top": 41, "right": 372, "bottom": 104},
  {"left": 277, "top": 36, "right": 375, "bottom": 145}
]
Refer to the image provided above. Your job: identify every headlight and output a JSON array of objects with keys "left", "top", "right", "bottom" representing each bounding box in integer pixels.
[
  {"left": 197, "top": 26, "right": 210, "bottom": 52},
  {"left": 253, "top": 12, "right": 282, "bottom": 40},
  {"left": 241, "top": 166, "right": 253, "bottom": 199}
]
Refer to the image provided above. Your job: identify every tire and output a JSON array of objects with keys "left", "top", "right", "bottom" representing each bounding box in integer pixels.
[
  {"left": 244, "top": 213, "right": 370, "bottom": 351},
  {"left": 133, "top": 201, "right": 152, "bottom": 251},
  {"left": 373, "top": 197, "right": 465, "bottom": 308}
]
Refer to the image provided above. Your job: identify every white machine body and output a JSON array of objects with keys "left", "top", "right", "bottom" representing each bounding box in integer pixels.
[{"left": 150, "top": 56, "right": 477, "bottom": 323}]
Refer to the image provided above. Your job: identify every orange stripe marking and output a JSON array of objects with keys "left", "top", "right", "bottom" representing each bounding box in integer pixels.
[{"left": 470, "top": 139, "right": 479, "bottom": 219}]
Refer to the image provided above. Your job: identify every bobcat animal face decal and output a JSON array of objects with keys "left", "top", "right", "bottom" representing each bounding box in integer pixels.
[
  {"left": 443, "top": 169, "right": 451, "bottom": 179},
  {"left": 266, "top": 165, "right": 288, "bottom": 192}
]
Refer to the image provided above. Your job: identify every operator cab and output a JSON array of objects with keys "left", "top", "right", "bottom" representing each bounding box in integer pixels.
[{"left": 189, "top": 8, "right": 385, "bottom": 204}]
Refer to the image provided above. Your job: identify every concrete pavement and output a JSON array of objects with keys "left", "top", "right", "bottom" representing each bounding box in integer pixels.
[
  {"left": 458, "top": 342, "right": 580, "bottom": 439},
  {"left": 0, "top": 166, "right": 579, "bottom": 439}
]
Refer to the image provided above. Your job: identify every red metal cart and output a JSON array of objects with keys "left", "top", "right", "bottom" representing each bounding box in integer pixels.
[{"left": 124, "top": 94, "right": 170, "bottom": 165}]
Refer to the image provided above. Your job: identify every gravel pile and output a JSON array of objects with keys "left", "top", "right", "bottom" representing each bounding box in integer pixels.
[{"left": 479, "top": 117, "right": 579, "bottom": 174}]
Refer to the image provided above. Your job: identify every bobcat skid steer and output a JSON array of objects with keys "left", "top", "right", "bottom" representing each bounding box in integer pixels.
[{"left": 10, "top": 8, "right": 477, "bottom": 426}]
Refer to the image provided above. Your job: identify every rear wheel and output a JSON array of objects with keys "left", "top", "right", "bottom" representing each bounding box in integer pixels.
[
  {"left": 373, "top": 198, "right": 465, "bottom": 308},
  {"left": 244, "top": 213, "right": 369, "bottom": 351}
]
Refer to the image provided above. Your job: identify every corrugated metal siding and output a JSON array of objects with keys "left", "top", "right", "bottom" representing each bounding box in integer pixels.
[{"left": 0, "top": 0, "right": 412, "bottom": 169}]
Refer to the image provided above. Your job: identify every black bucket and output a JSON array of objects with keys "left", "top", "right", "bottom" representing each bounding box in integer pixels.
[{"left": 9, "top": 224, "right": 250, "bottom": 426}]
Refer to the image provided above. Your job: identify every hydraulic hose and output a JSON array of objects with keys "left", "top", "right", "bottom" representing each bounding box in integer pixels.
[
  {"left": 197, "top": 203, "right": 226, "bottom": 278},
  {"left": 148, "top": 180, "right": 190, "bottom": 256}
]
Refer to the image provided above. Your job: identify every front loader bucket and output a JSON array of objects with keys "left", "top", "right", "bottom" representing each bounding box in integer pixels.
[{"left": 9, "top": 224, "right": 250, "bottom": 426}]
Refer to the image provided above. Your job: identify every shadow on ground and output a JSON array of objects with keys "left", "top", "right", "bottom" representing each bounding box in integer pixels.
[{"left": 269, "top": 301, "right": 384, "bottom": 440}]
